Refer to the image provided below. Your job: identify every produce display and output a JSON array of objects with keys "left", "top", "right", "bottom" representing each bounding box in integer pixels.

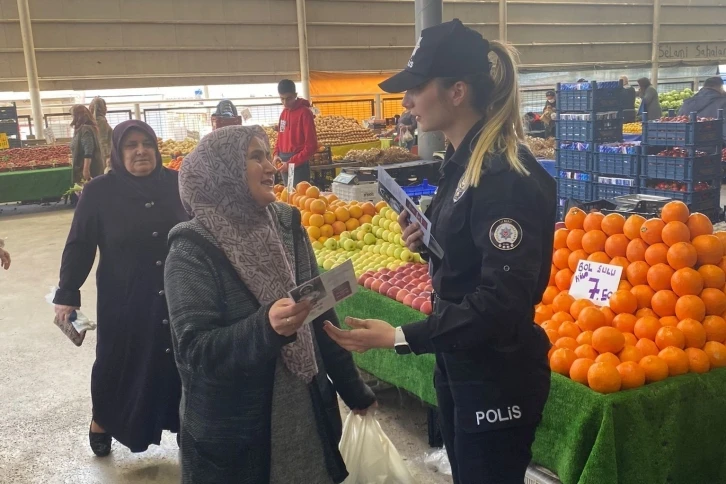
[
  {"left": 643, "top": 179, "right": 713, "bottom": 192},
  {"left": 0, "top": 145, "right": 71, "bottom": 172},
  {"left": 314, "top": 116, "right": 378, "bottom": 146},
  {"left": 167, "top": 156, "right": 184, "bottom": 171},
  {"left": 525, "top": 136, "right": 555, "bottom": 159},
  {"left": 358, "top": 265, "right": 433, "bottom": 314},
  {"left": 263, "top": 126, "right": 278, "bottom": 152},
  {"left": 654, "top": 147, "right": 707, "bottom": 158},
  {"left": 623, "top": 122, "right": 642, "bottom": 135},
  {"left": 157, "top": 138, "right": 197, "bottom": 157},
  {"left": 651, "top": 115, "right": 715, "bottom": 123},
  {"left": 538, "top": 203, "right": 726, "bottom": 393},
  {"left": 342, "top": 146, "right": 420, "bottom": 166},
  {"left": 635, "top": 88, "right": 694, "bottom": 112}
]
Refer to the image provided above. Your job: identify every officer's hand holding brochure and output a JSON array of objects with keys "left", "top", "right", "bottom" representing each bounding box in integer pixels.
[
  {"left": 376, "top": 166, "right": 443, "bottom": 259},
  {"left": 289, "top": 259, "right": 357, "bottom": 324}
]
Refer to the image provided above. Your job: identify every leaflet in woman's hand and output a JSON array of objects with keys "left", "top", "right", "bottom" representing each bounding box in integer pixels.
[{"left": 289, "top": 260, "right": 358, "bottom": 324}]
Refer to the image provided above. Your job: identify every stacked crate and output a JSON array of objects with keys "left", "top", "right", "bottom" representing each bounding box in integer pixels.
[
  {"left": 639, "top": 111, "right": 723, "bottom": 221},
  {"left": 0, "top": 102, "right": 21, "bottom": 149},
  {"left": 555, "top": 80, "right": 624, "bottom": 220}
]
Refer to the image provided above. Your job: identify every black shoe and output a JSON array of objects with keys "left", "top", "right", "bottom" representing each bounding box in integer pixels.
[{"left": 89, "top": 421, "right": 111, "bottom": 457}]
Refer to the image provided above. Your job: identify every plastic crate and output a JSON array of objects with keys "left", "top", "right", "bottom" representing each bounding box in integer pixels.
[
  {"left": 538, "top": 159, "right": 556, "bottom": 177},
  {"left": 402, "top": 178, "right": 437, "bottom": 198},
  {"left": 0, "top": 104, "right": 18, "bottom": 121},
  {"left": 642, "top": 112, "right": 723, "bottom": 146},
  {"left": 556, "top": 81, "right": 623, "bottom": 112},
  {"left": 556, "top": 118, "right": 623, "bottom": 143},
  {"left": 594, "top": 183, "right": 638, "bottom": 199},
  {"left": 593, "top": 150, "right": 639, "bottom": 177},
  {"left": 555, "top": 149, "right": 592, "bottom": 172},
  {"left": 640, "top": 148, "right": 722, "bottom": 182},
  {"left": 638, "top": 178, "right": 721, "bottom": 208},
  {"left": 332, "top": 181, "right": 382, "bottom": 203},
  {"left": 557, "top": 177, "right": 593, "bottom": 201}
]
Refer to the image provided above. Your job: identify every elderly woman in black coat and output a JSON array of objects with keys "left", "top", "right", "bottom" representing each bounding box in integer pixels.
[
  {"left": 164, "top": 125, "right": 375, "bottom": 483},
  {"left": 53, "top": 120, "right": 188, "bottom": 456}
]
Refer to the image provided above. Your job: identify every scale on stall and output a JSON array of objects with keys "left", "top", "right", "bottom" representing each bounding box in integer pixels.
[
  {"left": 331, "top": 169, "right": 382, "bottom": 203},
  {"left": 564, "top": 193, "right": 674, "bottom": 219}
]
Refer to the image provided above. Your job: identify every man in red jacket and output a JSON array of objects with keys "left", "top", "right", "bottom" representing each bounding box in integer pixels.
[{"left": 273, "top": 79, "right": 318, "bottom": 187}]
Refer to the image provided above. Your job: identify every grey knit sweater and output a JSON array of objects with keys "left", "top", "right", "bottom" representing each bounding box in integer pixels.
[{"left": 164, "top": 202, "right": 375, "bottom": 484}]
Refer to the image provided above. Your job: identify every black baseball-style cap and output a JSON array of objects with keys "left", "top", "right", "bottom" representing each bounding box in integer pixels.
[{"left": 379, "top": 19, "right": 491, "bottom": 94}]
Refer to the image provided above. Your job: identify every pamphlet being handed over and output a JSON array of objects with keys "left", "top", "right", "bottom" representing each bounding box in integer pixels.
[
  {"left": 376, "top": 166, "right": 444, "bottom": 259},
  {"left": 289, "top": 259, "right": 358, "bottom": 324}
]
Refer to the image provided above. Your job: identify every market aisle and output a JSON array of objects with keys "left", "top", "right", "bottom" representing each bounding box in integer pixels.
[{"left": 0, "top": 207, "right": 450, "bottom": 484}]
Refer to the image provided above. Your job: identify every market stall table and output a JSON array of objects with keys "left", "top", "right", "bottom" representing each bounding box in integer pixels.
[
  {"left": 335, "top": 288, "right": 726, "bottom": 484},
  {"left": 0, "top": 166, "right": 72, "bottom": 203}
]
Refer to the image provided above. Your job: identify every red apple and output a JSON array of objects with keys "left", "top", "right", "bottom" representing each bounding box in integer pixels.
[
  {"left": 420, "top": 291, "right": 432, "bottom": 300},
  {"left": 370, "top": 279, "right": 383, "bottom": 292},
  {"left": 403, "top": 294, "right": 416, "bottom": 307},
  {"left": 409, "top": 288, "right": 422, "bottom": 297},
  {"left": 358, "top": 274, "right": 371, "bottom": 285},
  {"left": 379, "top": 268, "right": 391, "bottom": 275},
  {"left": 417, "top": 282, "right": 428, "bottom": 290},
  {"left": 396, "top": 289, "right": 410, "bottom": 303},
  {"left": 387, "top": 286, "right": 401, "bottom": 299},
  {"left": 393, "top": 273, "right": 406, "bottom": 280},
  {"left": 378, "top": 275, "right": 391, "bottom": 282},
  {"left": 420, "top": 301, "right": 433, "bottom": 315},
  {"left": 364, "top": 277, "right": 375, "bottom": 290},
  {"left": 412, "top": 297, "right": 426, "bottom": 311},
  {"left": 404, "top": 284, "right": 417, "bottom": 292},
  {"left": 425, "top": 284, "right": 433, "bottom": 292},
  {"left": 379, "top": 282, "right": 392, "bottom": 295},
  {"left": 402, "top": 275, "right": 413, "bottom": 284}
]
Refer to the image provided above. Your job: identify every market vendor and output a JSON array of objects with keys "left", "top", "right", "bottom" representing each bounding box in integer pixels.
[
  {"left": 273, "top": 79, "right": 318, "bottom": 187},
  {"left": 541, "top": 90, "right": 556, "bottom": 138},
  {"left": 324, "top": 19, "right": 556, "bottom": 484}
]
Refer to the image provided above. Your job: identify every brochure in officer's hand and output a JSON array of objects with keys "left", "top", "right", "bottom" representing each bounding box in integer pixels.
[
  {"left": 376, "top": 166, "right": 444, "bottom": 259},
  {"left": 289, "top": 259, "right": 358, "bottom": 324}
]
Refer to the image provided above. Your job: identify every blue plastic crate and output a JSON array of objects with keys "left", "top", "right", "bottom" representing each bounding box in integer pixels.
[
  {"left": 638, "top": 177, "right": 721, "bottom": 209},
  {"left": 556, "top": 81, "right": 623, "bottom": 112},
  {"left": 556, "top": 118, "right": 623, "bottom": 143},
  {"left": 642, "top": 112, "right": 723, "bottom": 146},
  {"left": 640, "top": 148, "right": 723, "bottom": 182},
  {"left": 555, "top": 149, "right": 592, "bottom": 172},
  {"left": 538, "top": 159, "right": 556, "bottom": 177},
  {"left": 557, "top": 177, "right": 593, "bottom": 201},
  {"left": 593, "top": 150, "right": 640, "bottom": 177},
  {"left": 402, "top": 178, "right": 437, "bottom": 198},
  {"left": 594, "top": 182, "right": 638, "bottom": 199}
]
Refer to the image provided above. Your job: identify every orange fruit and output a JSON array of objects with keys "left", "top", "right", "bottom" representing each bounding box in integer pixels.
[
  {"left": 566, "top": 229, "right": 586, "bottom": 251},
  {"left": 541, "top": 320, "right": 562, "bottom": 333},
  {"left": 577, "top": 306, "right": 608, "bottom": 332},
  {"left": 348, "top": 205, "right": 363, "bottom": 219},
  {"left": 703, "top": 315, "right": 726, "bottom": 342},
  {"left": 639, "top": 355, "right": 670, "bottom": 382},
  {"left": 661, "top": 201, "right": 690, "bottom": 224},
  {"left": 570, "top": 299, "right": 594, "bottom": 319},
  {"left": 577, "top": 331, "right": 594, "bottom": 345},
  {"left": 592, "top": 327, "right": 626, "bottom": 354},
  {"left": 623, "top": 332, "right": 638, "bottom": 346},
  {"left": 687, "top": 213, "right": 713, "bottom": 239},
  {"left": 644, "top": 243, "right": 669, "bottom": 266},
  {"left": 541, "top": 286, "right": 560, "bottom": 306},
  {"left": 555, "top": 269, "right": 574, "bottom": 291},
  {"left": 636, "top": 307, "right": 658, "bottom": 319},
  {"left": 327, "top": 193, "right": 339, "bottom": 204},
  {"left": 545, "top": 329, "right": 559, "bottom": 344},
  {"left": 698, "top": 265, "right": 726, "bottom": 289},
  {"left": 305, "top": 197, "right": 316, "bottom": 212},
  {"left": 305, "top": 186, "right": 320, "bottom": 199},
  {"left": 553, "top": 248, "right": 572, "bottom": 270},
  {"left": 655, "top": 326, "right": 686, "bottom": 350},
  {"left": 660, "top": 316, "right": 680, "bottom": 327},
  {"left": 626, "top": 261, "right": 650, "bottom": 286},
  {"left": 651, "top": 290, "right": 678, "bottom": 317},
  {"left": 601, "top": 213, "right": 626, "bottom": 236},
  {"left": 550, "top": 348, "right": 577, "bottom": 375},
  {"left": 613, "top": 313, "right": 637, "bottom": 333},
  {"left": 587, "top": 362, "right": 622, "bottom": 394},
  {"left": 323, "top": 211, "right": 336, "bottom": 225},
  {"left": 640, "top": 218, "right": 665, "bottom": 245},
  {"left": 306, "top": 225, "right": 321, "bottom": 240},
  {"left": 359, "top": 214, "right": 373, "bottom": 225},
  {"left": 634, "top": 316, "right": 661, "bottom": 340},
  {"left": 617, "top": 361, "right": 646, "bottom": 390},
  {"left": 565, "top": 207, "right": 587, "bottom": 230},
  {"left": 570, "top": 358, "right": 595, "bottom": 385},
  {"left": 671, "top": 268, "right": 704, "bottom": 297},
  {"left": 618, "top": 345, "right": 644, "bottom": 363},
  {"left": 320, "top": 224, "right": 334, "bottom": 238},
  {"left": 301, "top": 211, "right": 312, "bottom": 226},
  {"left": 568, "top": 249, "right": 588, "bottom": 272},
  {"left": 647, "top": 264, "right": 674, "bottom": 292},
  {"left": 626, "top": 238, "right": 649, "bottom": 263},
  {"left": 310, "top": 199, "right": 327, "bottom": 215},
  {"left": 676, "top": 318, "right": 707, "bottom": 348},
  {"left": 700, "top": 288, "right": 726, "bottom": 315},
  {"left": 583, "top": 212, "right": 605, "bottom": 232},
  {"left": 714, "top": 232, "right": 726, "bottom": 253},
  {"left": 631, "top": 285, "right": 655, "bottom": 309},
  {"left": 332, "top": 221, "right": 346, "bottom": 235},
  {"left": 675, "top": 295, "right": 706, "bottom": 322},
  {"left": 703, "top": 341, "right": 726, "bottom": 368},
  {"left": 636, "top": 338, "right": 660, "bottom": 357},
  {"left": 605, "top": 234, "right": 629, "bottom": 258},
  {"left": 309, "top": 213, "right": 325, "bottom": 228},
  {"left": 666, "top": 242, "right": 698, "bottom": 270},
  {"left": 619, "top": 280, "right": 633, "bottom": 291},
  {"left": 658, "top": 346, "right": 690, "bottom": 376},
  {"left": 558, "top": 321, "right": 582, "bottom": 339},
  {"left": 549, "top": 265, "right": 557, "bottom": 286},
  {"left": 555, "top": 336, "right": 579, "bottom": 351},
  {"left": 684, "top": 347, "right": 711, "bottom": 373},
  {"left": 601, "top": 307, "right": 616, "bottom": 325},
  {"left": 595, "top": 352, "right": 621, "bottom": 366},
  {"left": 575, "top": 344, "right": 599, "bottom": 360},
  {"left": 360, "top": 202, "right": 376, "bottom": 216},
  {"left": 374, "top": 200, "right": 387, "bottom": 212},
  {"left": 661, "top": 221, "right": 691, "bottom": 247},
  {"left": 582, "top": 230, "right": 607, "bottom": 254},
  {"left": 334, "top": 207, "right": 350, "bottom": 222},
  {"left": 587, "top": 252, "right": 610, "bottom": 264},
  {"left": 296, "top": 181, "right": 312, "bottom": 194},
  {"left": 344, "top": 218, "right": 360, "bottom": 231},
  {"left": 554, "top": 228, "right": 570, "bottom": 250},
  {"left": 552, "top": 311, "right": 574, "bottom": 325},
  {"left": 552, "top": 292, "right": 575, "bottom": 314},
  {"left": 692, "top": 235, "right": 724, "bottom": 265},
  {"left": 623, "top": 214, "right": 646, "bottom": 240},
  {"left": 609, "top": 256, "right": 630, "bottom": 279}
]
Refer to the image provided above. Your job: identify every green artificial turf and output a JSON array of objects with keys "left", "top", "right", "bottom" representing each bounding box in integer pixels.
[{"left": 335, "top": 288, "right": 726, "bottom": 484}]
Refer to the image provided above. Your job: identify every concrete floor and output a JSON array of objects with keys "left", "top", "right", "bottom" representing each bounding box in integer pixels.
[{"left": 0, "top": 204, "right": 451, "bottom": 484}]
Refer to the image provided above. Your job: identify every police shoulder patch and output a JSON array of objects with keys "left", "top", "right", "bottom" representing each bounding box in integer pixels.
[{"left": 489, "top": 218, "right": 522, "bottom": 250}]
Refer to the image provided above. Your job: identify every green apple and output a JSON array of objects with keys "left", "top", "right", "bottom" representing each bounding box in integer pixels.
[
  {"left": 382, "top": 219, "right": 391, "bottom": 230},
  {"left": 356, "top": 240, "right": 366, "bottom": 250},
  {"left": 361, "top": 223, "right": 373, "bottom": 234},
  {"left": 372, "top": 215, "right": 382, "bottom": 227},
  {"left": 372, "top": 245, "right": 381, "bottom": 255},
  {"left": 393, "top": 248, "right": 403, "bottom": 259},
  {"left": 376, "top": 238, "right": 385, "bottom": 245},
  {"left": 399, "top": 249, "right": 412, "bottom": 262},
  {"left": 379, "top": 207, "right": 390, "bottom": 219},
  {"left": 323, "top": 259, "right": 335, "bottom": 270},
  {"left": 324, "top": 238, "right": 338, "bottom": 250},
  {"left": 387, "top": 232, "right": 396, "bottom": 243},
  {"left": 340, "top": 231, "right": 351, "bottom": 240},
  {"left": 364, "top": 233, "right": 377, "bottom": 245},
  {"left": 392, "top": 223, "right": 402, "bottom": 234},
  {"left": 393, "top": 234, "right": 402, "bottom": 246},
  {"left": 375, "top": 227, "right": 384, "bottom": 239},
  {"left": 312, "top": 241, "right": 323, "bottom": 250},
  {"left": 386, "top": 246, "right": 396, "bottom": 257},
  {"left": 413, "top": 253, "right": 422, "bottom": 263}
]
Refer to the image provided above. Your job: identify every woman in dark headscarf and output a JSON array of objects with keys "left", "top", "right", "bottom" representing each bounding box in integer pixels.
[
  {"left": 53, "top": 120, "right": 188, "bottom": 456},
  {"left": 164, "top": 125, "right": 375, "bottom": 483},
  {"left": 70, "top": 105, "right": 104, "bottom": 183},
  {"left": 89, "top": 97, "right": 114, "bottom": 169}
]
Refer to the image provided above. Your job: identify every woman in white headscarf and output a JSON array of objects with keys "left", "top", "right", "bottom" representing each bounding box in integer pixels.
[{"left": 164, "top": 125, "right": 375, "bottom": 484}]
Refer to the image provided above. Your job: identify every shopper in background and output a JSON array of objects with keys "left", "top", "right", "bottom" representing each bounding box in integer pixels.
[
  {"left": 637, "top": 77, "right": 662, "bottom": 120},
  {"left": 620, "top": 76, "right": 637, "bottom": 122},
  {"left": 324, "top": 19, "right": 555, "bottom": 484},
  {"left": 541, "top": 90, "right": 556, "bottom": 138},
  {"left": 678, "top": 76, "right": 726, "bottom": 118},
  {"left": 165, "top": 125, "right": 375, "bottom": 484},
  {"left": 54, "top": 120, "right": 188, "bottom": 457},
  {"left": 89, "top": 97, "right": 114, "bottom": 170},
  {"left": 273, "top": 79, "right": 318, "bottom": 186},
  {"left": 70, "top": 105, "right": 104, "bottom": 183},
  {"left": 0, "top": 240, "right": 10, "bottom": 270},
  {"left": 397, "top": 108, "right": 418, "bottom": 150}
]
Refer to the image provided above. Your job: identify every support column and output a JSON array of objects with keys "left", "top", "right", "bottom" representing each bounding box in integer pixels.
[
  {"left": 414, "top": 0, "right": 444, "bottom": 160},
  {"left": 374, "top": 94, "right": 382, "bottom": 119},
  {"left": 650, "top": 0, "right": 661, "bottom": 85},
  {"left": 295, "top": 0, "right": 311, "bottom": 100},
  {"left": 134, "top": 103, "right": 141, "bottom": 121},
  {"left": 17, "top": 0, "right": 44, "bottom": 139},
  {"left": 499, "top": 0, "right": 507, "bottom": 41}
]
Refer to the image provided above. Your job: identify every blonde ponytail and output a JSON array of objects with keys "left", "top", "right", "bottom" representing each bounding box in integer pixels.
[{"left": 463, "top": 41, "right": 528, "bottom": 188}]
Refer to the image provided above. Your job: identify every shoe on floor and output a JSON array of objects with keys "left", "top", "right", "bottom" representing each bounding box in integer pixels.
[{"left": 89, "top": 423, "right": 111, "bottom": 457}]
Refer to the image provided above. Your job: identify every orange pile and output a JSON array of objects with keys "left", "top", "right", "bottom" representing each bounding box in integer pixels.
[
  {"left": 275, "top": 182, "right": 384, "bottom": 243},
  {"left": 539, "top": 202, "right": 726, "bottom": 393}
]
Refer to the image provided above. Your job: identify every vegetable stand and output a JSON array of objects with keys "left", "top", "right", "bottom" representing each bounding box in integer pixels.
[
  {"left": 335, "top": 288, "right": 726, "bottom": 484},
  {"left": 0, "top": 166, "right": 72, "bottom": 203}
]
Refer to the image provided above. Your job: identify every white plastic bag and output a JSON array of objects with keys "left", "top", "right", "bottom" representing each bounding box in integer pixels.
[
  {"left": 423, "top": 447, "right": 452, "bottom": 476},
  {"left": 339, "top": 412, "right": 415, "bottom": 484}
]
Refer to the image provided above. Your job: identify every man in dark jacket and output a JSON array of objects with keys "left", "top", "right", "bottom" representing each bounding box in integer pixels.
[
  {"left": 678, "top": 77, "right": 726, "bottom": 119},
  {"left": 620, "top": 76, "right": 637, "bottom": 122}
]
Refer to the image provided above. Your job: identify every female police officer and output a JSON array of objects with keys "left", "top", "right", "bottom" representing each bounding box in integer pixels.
[{"left": 324, "top": 19, "right": 556, "bottom": 484}]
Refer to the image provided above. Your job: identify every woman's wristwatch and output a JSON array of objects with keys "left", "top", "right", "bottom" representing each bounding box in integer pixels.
[{"left": 394, "top": 326, "right": 411, "bottom": 355}]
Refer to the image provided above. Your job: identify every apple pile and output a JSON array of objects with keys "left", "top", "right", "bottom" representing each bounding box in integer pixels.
[
  {"left": 358, "top": 264, "right": 434, "bottom": 315},
  {"left": 646, "top": 180, "right": 713, "bottom": 192},
  {"left": 653, "top": 116, "right": 715, "bottom": 123},
  {"left": 654, "top": 148, "right": 707, "bottom": 158}
]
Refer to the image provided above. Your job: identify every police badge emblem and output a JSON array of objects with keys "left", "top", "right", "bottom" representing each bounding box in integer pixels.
[
  {"left": 453, "top": 176, "right": 468, "bottom": 202},
  {"left": 489, "top": 218, "right": 522, "bottom": 250}
]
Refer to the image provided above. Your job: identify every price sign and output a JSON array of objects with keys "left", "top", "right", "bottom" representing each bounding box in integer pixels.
[
  {"left": 287, "top": 163, "right": 295, "bottom": 193},
  {"left": 0, "top": 133, "right": 9, "bottom": 150},
  {"left": 569, "top": 260, "right": 623, "bottom": 307}
]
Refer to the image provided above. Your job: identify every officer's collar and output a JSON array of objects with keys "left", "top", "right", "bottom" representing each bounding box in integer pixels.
[{"left": 442, "top": 118, "right": 508, "bottom": 175}]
